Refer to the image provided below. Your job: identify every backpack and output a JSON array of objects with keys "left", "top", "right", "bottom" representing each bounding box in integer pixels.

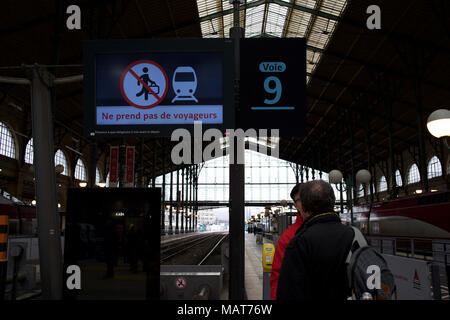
[{"left": 346, "top": 227, "right": 397, "bottom": 300}]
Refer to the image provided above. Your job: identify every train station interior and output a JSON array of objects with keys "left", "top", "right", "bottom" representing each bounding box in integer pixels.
[{"left": 0, "top": 0, "right": 449, "bottom": 307}]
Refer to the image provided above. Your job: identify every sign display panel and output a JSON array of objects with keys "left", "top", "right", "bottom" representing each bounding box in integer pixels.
[
  {"left": 383, "top": 254, "right": 432, "bottom": 300},
  {"left": 63, "top": 188, "right": 161, "bottom": 300},
  {"left": 84, "top": 39, "right": 234, "bottom": 137},
  {"left": 239, "top": 38, "right": 306, "bottom": 136}
]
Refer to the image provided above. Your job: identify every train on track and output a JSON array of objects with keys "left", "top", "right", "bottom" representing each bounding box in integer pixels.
[
  {"left": 353, "top": 190, "right": 450, "bottom": 239},
  {"left": 1, "top": 190, "right": 449, "bottom": 240}
]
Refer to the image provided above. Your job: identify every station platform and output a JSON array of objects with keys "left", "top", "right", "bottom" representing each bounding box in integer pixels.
[{"left": 244, "top": 231, "right": 275, "bottom": 300}]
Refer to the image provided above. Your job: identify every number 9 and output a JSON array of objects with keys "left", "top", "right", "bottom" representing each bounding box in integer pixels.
[{"left": 263, "top": 76, "right": 282, "bottom": 105}]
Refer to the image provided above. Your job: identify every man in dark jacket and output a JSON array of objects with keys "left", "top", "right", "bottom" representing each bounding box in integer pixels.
[{"left": 276, "top": 180, "right": 354, "bottom": 300}]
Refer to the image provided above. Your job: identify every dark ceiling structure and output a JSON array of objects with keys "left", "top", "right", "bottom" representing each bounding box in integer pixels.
[{"left": 0, "top": 0, "right": 449, "bottom": 185}]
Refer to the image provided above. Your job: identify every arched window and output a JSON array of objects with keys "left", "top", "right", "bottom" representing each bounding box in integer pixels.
[
  {"left": 0, "top": 122, "right": 16, "bottom": 159},
  {"left": 96, "top": 167, "right": 101, "bottom": 185},
  {"left": 25, "top": 139, "right": 33, "bottom": 164},
  {"left": 75, "top": 159, "right": 87, "bottom": 181},
  {"left": 395, "top": 170, "right": 403, "bottom": 187},
  {"left": 106, "top": 172, "right": 110, "bottom": 187},
  {"left": 54, "top": 149, "right": 69, "bottom": 176},
  {"left": 378, "top": 176, "right": 387, "bottom": 192},
  {"left": 407, "top": 164, "right": 420, "bottom": 184},
  {"left": 427, "top": 156, "right": 442, "bottom": 179}
]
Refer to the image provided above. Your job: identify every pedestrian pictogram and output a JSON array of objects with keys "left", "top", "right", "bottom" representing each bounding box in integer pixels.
[
  {"left": 175, "top": 277, "right": 187, "bottom": 289},
  {"left": 120, "top": 60, "right": 168, "bottom": 109}
]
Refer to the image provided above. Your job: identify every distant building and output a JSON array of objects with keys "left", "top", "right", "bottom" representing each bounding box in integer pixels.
[{"left": 198, "top": 210, "right": 215, "bottom": 225}]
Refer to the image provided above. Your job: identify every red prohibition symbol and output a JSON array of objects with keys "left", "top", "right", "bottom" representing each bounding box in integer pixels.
[{"left": 120, "top": 59, "right": 169, "bottom": 109}]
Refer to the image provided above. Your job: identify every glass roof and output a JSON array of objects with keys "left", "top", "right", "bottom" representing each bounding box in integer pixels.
[{"left": 196, "top": 0, "right": 348, "bottom": 82}]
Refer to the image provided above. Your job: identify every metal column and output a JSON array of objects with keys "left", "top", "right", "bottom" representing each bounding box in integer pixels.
[
  {"left": 347, "top": 111, "right": 355, "bottom": 225},
  {"left": 139, "top": 138, "right": 144, "bottom": 187},
  {"left": 229, "top": 0, "right": 246, "bottom": 300},
  {"left": 176, "top": 168, "right": 179, "bottom": 234},
  {"left": 88, "top": 140, "right": 97, "bottom": 187},
  {"left": 181, "top": 167, "right": 184, "bottom": 233},
  {"left": 169, "top": 167, "right": 173, "bottom": 234},
  {"left": 152, "top": 140, "right": 156, "bottom": 188},
  {"left": 162, "top": 140, "right": 166, "bottom": 235},
  {"left": 30, "top": 66, "right": 63, "bottom": 299},
  {"left": 118, "top": 139, "right": 126, "bottom": 187},
  {"left": 189, "top": 166, "right": 193, "bottom": 232}
]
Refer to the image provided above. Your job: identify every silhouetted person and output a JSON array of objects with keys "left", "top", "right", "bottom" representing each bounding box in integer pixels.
[
  {"left": 103, "top": 219, "right": 117, "bottom": 278},
  {"left": 126, "top": 224, "right": 139, "bottom": 273},
  {"left": 136, "top": 67, "right": 157, "bottom": 100}
]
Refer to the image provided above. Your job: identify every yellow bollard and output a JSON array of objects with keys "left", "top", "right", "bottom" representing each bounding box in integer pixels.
[{"left": 262, "top": 243, "right": 275, "bottom": 300}]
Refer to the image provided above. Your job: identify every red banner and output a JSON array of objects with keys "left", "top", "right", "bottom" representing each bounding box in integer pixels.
[
  {"left": 125, "top": 146, "right": 135, "bottom": 185},
  {"left": 109, "top": 146, "right": 119, "bottom": 184}
]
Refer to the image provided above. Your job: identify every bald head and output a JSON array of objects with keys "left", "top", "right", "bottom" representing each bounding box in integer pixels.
[{"left": 299, "top": 180, "right": 336, "bottom": 216}]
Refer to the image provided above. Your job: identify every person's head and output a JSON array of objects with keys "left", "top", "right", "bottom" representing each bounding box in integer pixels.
[
  {"left": 290, "top": 183, "right": 303, "bottom": 214},
  {"left": 299, "top": 180, "right": 335, "bottom": 217}
]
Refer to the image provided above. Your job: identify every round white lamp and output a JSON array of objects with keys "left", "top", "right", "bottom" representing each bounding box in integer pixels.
[
  {"left": 328, "top": 169, "right": 343, "bottom": 184},
  {"left": 356, "top": 169, "right": 371, "bottom": 184},
  {"left": 427, "top": 109, "right": 450, "bottom": 138}
]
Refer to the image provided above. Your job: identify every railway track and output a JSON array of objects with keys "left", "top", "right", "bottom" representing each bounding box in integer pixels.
[{"left": 160, "top": 232, "right": 228, "bottom": 265}]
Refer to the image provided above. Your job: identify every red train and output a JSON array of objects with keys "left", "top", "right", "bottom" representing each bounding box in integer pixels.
[
  {"left": 0, "top": 202, "right": 64, "bottom": 235},
  {"left": 353, "top": 190, "right": 450, "bottom": 239},
  {"left": 1, "top": 190, "right": 449, "bottom": 240}
]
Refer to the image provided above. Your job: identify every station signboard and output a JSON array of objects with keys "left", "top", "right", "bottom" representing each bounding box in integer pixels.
[
  {"left": 239, "top": 38, "right": 306, "bottom": 137},
  {"left": 84, "top": 39, "right": 234, "bottom": 137},
  {"left": 383, "top": 254, "right": 432, "bottom": 300}
]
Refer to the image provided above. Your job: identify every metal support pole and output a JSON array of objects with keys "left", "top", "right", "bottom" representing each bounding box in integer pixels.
[
  {"left": 88, "top": 140, "right": 97, "bottom": 187},
  {"left": 338, "top": 143, "right": 344, "bottom": 214},
  {"left": 348, "top": 111, "right": 355, "bottom": 225},
  {"left": 386, "top": 96, "right": 397, "bottom": 197},
  {"left": 187, "top": 166, "right": 190, "bottom": 232},
  {"left": 30, "top": 66, "right": 63, "bottom": 299},
  {"left": 152, "top": 141, "right": 156, "bottom": 188},
  {"left": 185, "top": 166, "right": 189, "bottom": 232},
  {"left": 189, "top": 166, "right": 194, "bottom": 231},
  {"left": 414, "top": 79, "right": 429, "bottom": 192},
  {"left": 162, "top": 140, "right": 166, "bottom": 235},
  {"left": 139, "top": 138, "right": 144, "bottom": 187},
  {"left": 181, "top": 167, "right": 185, "bottom": 233},
  {"left": 169, "top": 167, "right": 173, "bottom": 235},
  {"left": 187, "top": 166, "right": 191, "bottom": 232},
  {"left": 176, "top": 169, "right": 179, "bottom": 234},
  {"left": 229, "top": 0, "right": 245, "bottom": 300},
  {"left": 118, "top": 139, "right": 126, "bottom": 187},
  {"left": 365, "top": 111, "right": 374, "bottom": 233},
  {"left": 195, "top": 165, "right": 198, "bottom": 231}
]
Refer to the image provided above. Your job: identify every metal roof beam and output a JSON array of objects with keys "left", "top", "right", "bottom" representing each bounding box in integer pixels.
[
  {"left": 271, "top": 0, "right": 340, "bottom": 21},
  {"left": 199, "top": 0, "right": 340, "bottom": 24}
]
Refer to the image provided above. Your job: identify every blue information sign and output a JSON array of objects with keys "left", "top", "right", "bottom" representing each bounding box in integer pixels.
[{"left": 239, "top": 38, "right": 306, "bottom": 136}]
